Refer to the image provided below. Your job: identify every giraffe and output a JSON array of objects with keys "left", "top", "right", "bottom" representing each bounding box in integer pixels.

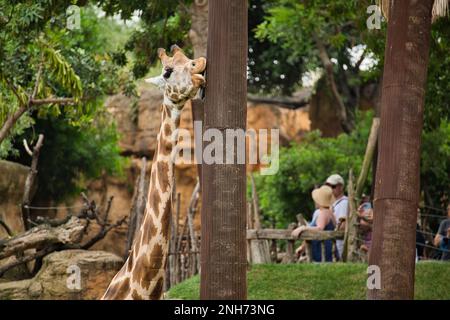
[{"left": 102, "top": 45, "right": 206, "bottom": 300}]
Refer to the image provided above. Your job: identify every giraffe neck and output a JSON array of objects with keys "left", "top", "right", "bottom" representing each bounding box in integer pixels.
[{"left": 102, "top": 102, "right": 180, "bottom": 300}]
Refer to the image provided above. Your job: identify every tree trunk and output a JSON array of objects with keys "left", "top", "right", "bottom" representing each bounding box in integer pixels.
[
  {"left": 200, "top": 0, "right": 248, "bottom": 300},
  {"left": 368, "top": 0, "right": 434, "bottom": 300}
]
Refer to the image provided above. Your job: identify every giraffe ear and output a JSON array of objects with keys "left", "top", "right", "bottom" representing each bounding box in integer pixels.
[{"left": 145, "top": 75, "right": 166, "bottom": 90}]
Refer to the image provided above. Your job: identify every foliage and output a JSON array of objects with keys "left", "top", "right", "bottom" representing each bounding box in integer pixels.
[
  {"left": 12, "top": 112, "right": 125, "bottom": 202},
  {"left": 0, "top": 2, "right": 133, "bottom": 152},
  {"left": 424, "top": 19, "right": 450, "bottom": 131},
  {"left": 252, "top": 0, "right": 384, "bottom": 96},
  {"left": 168, "top": 262, "right": 450, "bottom": 300},
  {"left": 248, "top": 0, "right": 305, "bottom": 95},
  {"left": 1, "top": 2, "right": 130, "bottom": 200},
  {"left": 254, "top": 111, "right": 373, "bottom": 227},
  {"left": 421, "top": 121, "right": 450, "bottom": 210},
  {"left": 97, "top": 0, "right": 192, "bottom": 78}
]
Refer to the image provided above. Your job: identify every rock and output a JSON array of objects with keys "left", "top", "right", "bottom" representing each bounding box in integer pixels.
[
  {"left": 0, "top": 250, "right": 123, "bottom": 300},
  {"left": 105, "top": 94, "right": 136, "bottom": 154},
  {"left": 134, "top": 88, "right": 164, "bottom": 156},
  {"left": 0, "top": 160, "right": 31, "bottom": 280},
  {"left": 0, "top": 160, "right": 29, "bottom": 238}
]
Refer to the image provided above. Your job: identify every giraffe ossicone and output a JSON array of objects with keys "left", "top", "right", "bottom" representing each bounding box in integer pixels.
[{"left": 101, "top": 45, "right": 206, "bottom": 300}]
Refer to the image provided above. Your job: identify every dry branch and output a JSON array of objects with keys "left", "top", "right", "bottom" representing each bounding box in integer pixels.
[
  {"left": 22, "top": 134, "right": 44, "bottom": 230},
  {"left": 0, "top": 194, "right": 124, "bottom": 277},
  {"left": 0, "top": 216, "right": 86, "bottom": 260},
  {"left": 0, "top": 220, "right": 13, "bottom": 237}
]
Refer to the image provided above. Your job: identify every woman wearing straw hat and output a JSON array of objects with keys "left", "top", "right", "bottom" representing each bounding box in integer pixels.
[{"left": 292, "top": 185, "right": 336, "bottom": 262}]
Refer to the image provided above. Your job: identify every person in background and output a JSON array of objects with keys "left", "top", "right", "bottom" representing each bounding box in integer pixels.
[
  {"left": 292, "top": 186, "right": 336, "bottom": 262},
  {"left": 433, "top": 204, "right": 450, "bottom": 261},
  {"left": 357, "top": 195, "right": 373, "bottom": 254},
  {"left": 325, "top": 174, "right": 348, "bottom": 260}
]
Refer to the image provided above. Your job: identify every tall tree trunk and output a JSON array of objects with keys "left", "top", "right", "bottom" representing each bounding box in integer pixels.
[
  {"left": 200, "top": 0, "right": 248, "bottom": 300},
  {"left": 368, "top": 0, "right": 434, "bottom": 300}
]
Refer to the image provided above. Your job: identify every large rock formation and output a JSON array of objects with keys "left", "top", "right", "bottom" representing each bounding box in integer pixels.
[{"left": 0, "top": 250, "right": 122, "bottom": 300}]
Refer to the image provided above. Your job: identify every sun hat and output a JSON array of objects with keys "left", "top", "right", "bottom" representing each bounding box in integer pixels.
[
  {"left": 311, "top": 185, "right": 333, "bottom": 208},
  {"left": 326, "top": 174, "right": 345, "bottom": 186}
]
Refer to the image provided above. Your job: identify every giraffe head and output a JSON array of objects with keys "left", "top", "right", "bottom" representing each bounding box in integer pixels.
[{"left": 146, "top": 45, "right": 206, "bottom": 107}]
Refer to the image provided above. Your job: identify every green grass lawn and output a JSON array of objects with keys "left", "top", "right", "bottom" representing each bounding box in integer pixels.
[{"left": 167, "top": 262, "right": 450, "bottom": 300}]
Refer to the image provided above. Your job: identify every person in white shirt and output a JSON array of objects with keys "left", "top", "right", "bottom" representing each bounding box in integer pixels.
[{"left": 325, "top": 174, "right": 348, "bottom": 260}]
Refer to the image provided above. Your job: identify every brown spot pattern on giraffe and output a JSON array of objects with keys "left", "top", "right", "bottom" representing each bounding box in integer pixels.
[
  {"left": 160, "top": 202, "right": 172, "bottom": 236},
  {"left": 110, "top": 277, "right": 130, "bottom": 300},
  {"left": 158, "top": 136, "right": 172, "bottom": 156},
  {"left": 132, "top": 290, "right": 143, "bottom": 300},
  {"left": 149, "top": 188, "right": 161, "bottom": 213},
  {"left": 133, "top": 256, "right": 163, "bottom": 290},
  {"left": 127, "top": 254, "right": 134, "bottom": 272},
  {"left": 164, "top": 123, "right": 172, "bottom": 137},
  {"left": 141, "top": 214, "right": 158, "bottom": 245},
  {"left": 156, "top": 161, "right": 170, "bottom": 193},
  {"left": 149, "top": 278, "right": 164, "bottom": 300}
]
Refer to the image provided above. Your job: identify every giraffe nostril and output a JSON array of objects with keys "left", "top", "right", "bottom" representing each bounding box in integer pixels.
[{"left": 163, "top": 67, "right": 174, "bottom": 79}]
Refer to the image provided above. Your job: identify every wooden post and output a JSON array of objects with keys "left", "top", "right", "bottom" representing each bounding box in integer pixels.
[
  {"left": 282, "top": 223, "right": 297, "bottom": 263},
  {"left": 343, "top": 118, "right": 379, "bottom": 262},
  {"left": 343, "top": 171, "right": 356, "bottom": 262},
  {"left": 187, "top": 182, "right": 200, "bottom": 275},
  {"left": 368, "top": 0, "right": 434, "bottom": 300},
  {"left": 191, "top": 99, "right": 204, "bottom": 189},
  {"left": 200, "top": 0, "right": 248, "bottom": 300},
  {"left": 246, "top": 202, "right": 253, "bottom": 264},
  {"left": 321, "top": 242, "right": 326, "bottom": 263},
  {"left": 249, "top": 173, "right": 271, "bottom": 264},
  {"left": 125, "top": 157, "right": 147, "bottom": 258},
  {"left": 174, "top": 193, "right": 181, "bottom": 284},
  {"left": 305, "top": 241, "right": 313, "bottom": 263},
  {"left": 250, "top": 173, "right": 262, "bottom": 229}
]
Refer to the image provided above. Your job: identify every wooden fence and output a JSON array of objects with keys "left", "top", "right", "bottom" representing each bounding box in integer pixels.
[{"left": 247, "top": 228, "right": 344, "bottom": 263}]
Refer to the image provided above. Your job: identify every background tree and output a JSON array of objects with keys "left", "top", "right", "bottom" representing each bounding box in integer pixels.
[
  {"left": 252, "top": 0, "right": 449, "bottom": 227},
  {"left": 1, "top": 2, "right": 130, "bottom": 201},
  {"left": 254, "top": 0, "right": 386, "bottom": 132}
]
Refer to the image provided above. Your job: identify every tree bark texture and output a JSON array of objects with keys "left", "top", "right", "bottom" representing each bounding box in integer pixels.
[
  {"left": 200, "top": 0, "right": 248, "bottom": 300},
  {"left": 368, "top": 0, "right": 434, "bottom": 300}
]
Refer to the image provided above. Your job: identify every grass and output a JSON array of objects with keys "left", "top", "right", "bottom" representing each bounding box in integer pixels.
[{"left": 167, "top": 262, "right": 450, "bottom": 300}]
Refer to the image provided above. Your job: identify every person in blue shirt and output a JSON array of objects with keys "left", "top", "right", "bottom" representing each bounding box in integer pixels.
[{"left": 433, "top": 204, "right": 450, "bottom": 261}]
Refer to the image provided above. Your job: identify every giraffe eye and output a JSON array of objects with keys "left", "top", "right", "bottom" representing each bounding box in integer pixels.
[{"left": 192, "top": 62, "right": 196, "bottom": 67}]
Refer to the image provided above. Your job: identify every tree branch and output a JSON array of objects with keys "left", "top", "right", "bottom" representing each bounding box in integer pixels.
[
  {"left": 313, "top": 34, "right": 353, "bottom": 133},
  {"left": 0, "top": 220, "right": 13, "bottom": 237},
  {"left": 22, "top": 134, "right": 45, "bottom": 230},
  {"left": 30, "top": 61, "right": 44, "bottom": 102},
  {"left": 0, "top": 245, "right": 59, "bottom": 277},
  {"left": 0, "top": 105, "right": 29, "bottom": 144},
  {"left": 30, "top": 98, "right": 77, "bottom": 106},
  {"left": 247, "top": 94, "right": 310, "bottom": 110}
]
